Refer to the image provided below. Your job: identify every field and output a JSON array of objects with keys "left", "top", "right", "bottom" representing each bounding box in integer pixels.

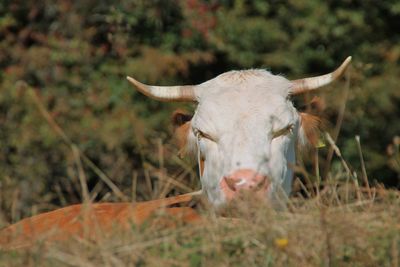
[
  {"left": 1, "top": 1, "right": 400, "bottom": 266},
  {"left": 1, "top": 183, "right": 399, "bottom": 266}
]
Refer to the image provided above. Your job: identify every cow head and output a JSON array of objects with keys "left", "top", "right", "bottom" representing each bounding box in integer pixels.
[{"left": 127, "top": 57, "right": 351, "bottom": 208}]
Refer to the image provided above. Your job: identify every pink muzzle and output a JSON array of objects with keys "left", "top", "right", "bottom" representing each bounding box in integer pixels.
[{"left": 220, "top": 169, "right": 270, "bottom": 201}]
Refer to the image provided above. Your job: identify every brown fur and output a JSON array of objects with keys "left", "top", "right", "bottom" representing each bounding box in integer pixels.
[
  {"left": 172, "top": 109, "right": 192, "bottom": 127},
  {"left": 172, "top": 110, "right": 205, "bottom": 175},
  {"left": 174, "top": 120, "right": 205, "bottom": 175},
  {"left": 172, "top": 109, "right": 193, "bottom": 157},
  {"left": 299, "top": 112, "right": 322, "bottom": 146},
  {"left": 175, "top": 122, "right": 191, "bottom": 157},
  {"left": 0, "top": 194, "right": 201, "bottom": 249},
  {"left": 308, "top": 96, "right": 326, "bottom": 113}
]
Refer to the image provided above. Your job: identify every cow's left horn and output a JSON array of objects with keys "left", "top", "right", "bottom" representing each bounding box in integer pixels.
[
  {"left": 127, "top": 76, "right": 196, "bottom": 102},
  {"left": 291, "top": 56, "right": 352, "bottom": 94}
]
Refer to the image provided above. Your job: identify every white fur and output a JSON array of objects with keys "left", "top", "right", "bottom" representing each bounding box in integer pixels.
[{"left": 187, "top": 69, "right": 300, "bottom": 207}]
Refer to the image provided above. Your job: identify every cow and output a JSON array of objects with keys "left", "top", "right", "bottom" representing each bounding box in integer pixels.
[
  {"left": 0, "top": 193, "right": 201, "bottom": 249},
  {"left": 127, "top": 56, "right": 352, "bottom": 207},
  {"left": 0, "top": 57, "right": 351, "bottom": 248}
]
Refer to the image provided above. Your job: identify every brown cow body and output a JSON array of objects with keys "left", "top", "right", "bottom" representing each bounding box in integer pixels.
[{"left": 0, "top": 194, "right": 201, "bottom": 249}]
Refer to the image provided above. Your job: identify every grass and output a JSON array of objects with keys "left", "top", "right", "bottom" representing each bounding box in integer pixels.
[{"left": 0, "top": 183, "right": 399, "bottom": 267}]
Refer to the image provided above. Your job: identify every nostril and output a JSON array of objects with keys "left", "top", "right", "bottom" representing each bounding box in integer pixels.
[
  {"left": 254, "top": 176, "right": 268, "bottom": 191},
  {"left": 224, "top": 177, "right": 237, "bottom": 192}
]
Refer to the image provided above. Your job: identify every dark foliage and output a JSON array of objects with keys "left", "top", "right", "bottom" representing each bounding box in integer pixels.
[{"left": 0, "top": 0, "right": 399, "bottom": 221}]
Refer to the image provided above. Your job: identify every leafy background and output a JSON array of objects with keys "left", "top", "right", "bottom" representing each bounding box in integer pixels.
[{"left": 0, "top": 0, "right": 399, "bottom": 222}]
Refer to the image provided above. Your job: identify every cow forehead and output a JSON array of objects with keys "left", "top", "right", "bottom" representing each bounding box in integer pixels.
[
  {"left": 193, "top": 69, "right": 296, "bottom": 133},
  {"left": 197, "top": 69, "right": 292, "bottom": 99}
]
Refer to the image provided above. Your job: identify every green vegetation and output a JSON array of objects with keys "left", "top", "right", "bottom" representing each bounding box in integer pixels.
[{"left": 0, "top": 1, "right": 400, "bottom": 265}]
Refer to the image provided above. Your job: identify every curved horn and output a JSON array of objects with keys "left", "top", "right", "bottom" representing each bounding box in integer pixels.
[
  {"left": 126, "top": 76, "right": 196, "bottom": 102},
  {"left": 291, "top": 56, "right": 352, "bottom": 94}
]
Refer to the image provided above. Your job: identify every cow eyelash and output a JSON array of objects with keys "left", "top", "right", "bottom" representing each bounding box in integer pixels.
[
  {"left": 272, "top": 124, "right": 294, "bottom": 139},
  {"left": 193, "top": 128, "right": 215, "bottom": 142}
]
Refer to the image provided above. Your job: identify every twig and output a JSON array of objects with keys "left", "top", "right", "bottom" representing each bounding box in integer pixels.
[
  {"left": 320, "top": 208, "right": 333, "bottom": 267},
  {"left": 81, "top": 155, "right": 128, "bottom": 201},
  {"left": 157, "top": 138, "right": 164, "bottom": 198},
  {"left": 325, "top": 132, "right": 362, "bottom": 202},
  {"left": 295, "top": 177, "right": 312, "bottom": 199},
  {"left": 72, "top": 145, "right": 90, "bottom": 204},
  {"left": 315, "top": 147, "right": 321, "bottom": 198},
  {"left": 26, "top": 85, "right": 128, "bottom": 201},
  {"left": 324, "top": 68, "right": 351, "bottom": 178},
  {"left": 54, "top": 182, "right": 68, "bottom": 206},
  {"left": 46, "top": 249, "right": 96, "bottom": 267},
  {"left": 392, "top": 231, "right": 399, "bottom": 267},
  {"left": 186, "top": 189, "right": 203, "bottom": 196},
  {"left": 146, "top": 165, "right": 196, "bottom": 193},
  {"left": 11, "top": 188, "right": 20, "bottom": 222},
  {"left": 289, "top": 163, "right": 315, "bottom": 197},
  {"left": 132, "top": 170, "right": 138, "bottom": 202},
  {"left": 144, "top": 169, "right": 153, "bottom": 199},
  {"left": 89, "top": 181, "right": 104, "bottom": 202},
  {"left": 355, "top": 135, "right": 372, "bottom": 199}
]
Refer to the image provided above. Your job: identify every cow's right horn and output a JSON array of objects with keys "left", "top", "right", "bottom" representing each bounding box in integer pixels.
[
  {"left": 127, "top": 76, "right": 197, "bottom": 102},
  {"left": 291, "top": 56, "right": 352, "bottom": 94}
]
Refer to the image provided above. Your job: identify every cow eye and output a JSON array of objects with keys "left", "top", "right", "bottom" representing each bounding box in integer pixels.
[
  {"left": 272, "top": 124, "right": 294, "bottom": 139},
  {"left": 194, "top": 129, "right": 215, "bottom": 142}
]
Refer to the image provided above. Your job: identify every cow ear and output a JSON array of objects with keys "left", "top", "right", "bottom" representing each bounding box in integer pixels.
[
  {"left": 309, "top": 96, "right": 325, "bottom": 113},
  {"left": 299, "top": 112, "right": 323, "bottom": 147},
  {"left": 172, "top": 110, "right": 193, "bottom": 157},
  {"left": 172, "top": 109, "right": 193, "bottom": 127},
  {"left": 293, "top": 96, "right": 325, "bottom": 114}
]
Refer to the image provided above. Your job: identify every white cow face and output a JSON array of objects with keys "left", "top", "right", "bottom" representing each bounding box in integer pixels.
[
  {"left": 127, "top": 57, "right": 351, "bottom": 208},
  {"left": 185, "top": 71, "right": 299, "bottom": 207}
]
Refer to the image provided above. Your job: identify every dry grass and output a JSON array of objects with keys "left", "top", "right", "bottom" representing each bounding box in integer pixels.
[{"left": 0, "top": 184, "right": 399, "bottom": 267}]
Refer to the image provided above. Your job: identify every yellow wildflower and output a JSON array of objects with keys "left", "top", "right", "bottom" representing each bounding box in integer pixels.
[{"left": 275, "top": 238, "right": 289, "bottom": 249}]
